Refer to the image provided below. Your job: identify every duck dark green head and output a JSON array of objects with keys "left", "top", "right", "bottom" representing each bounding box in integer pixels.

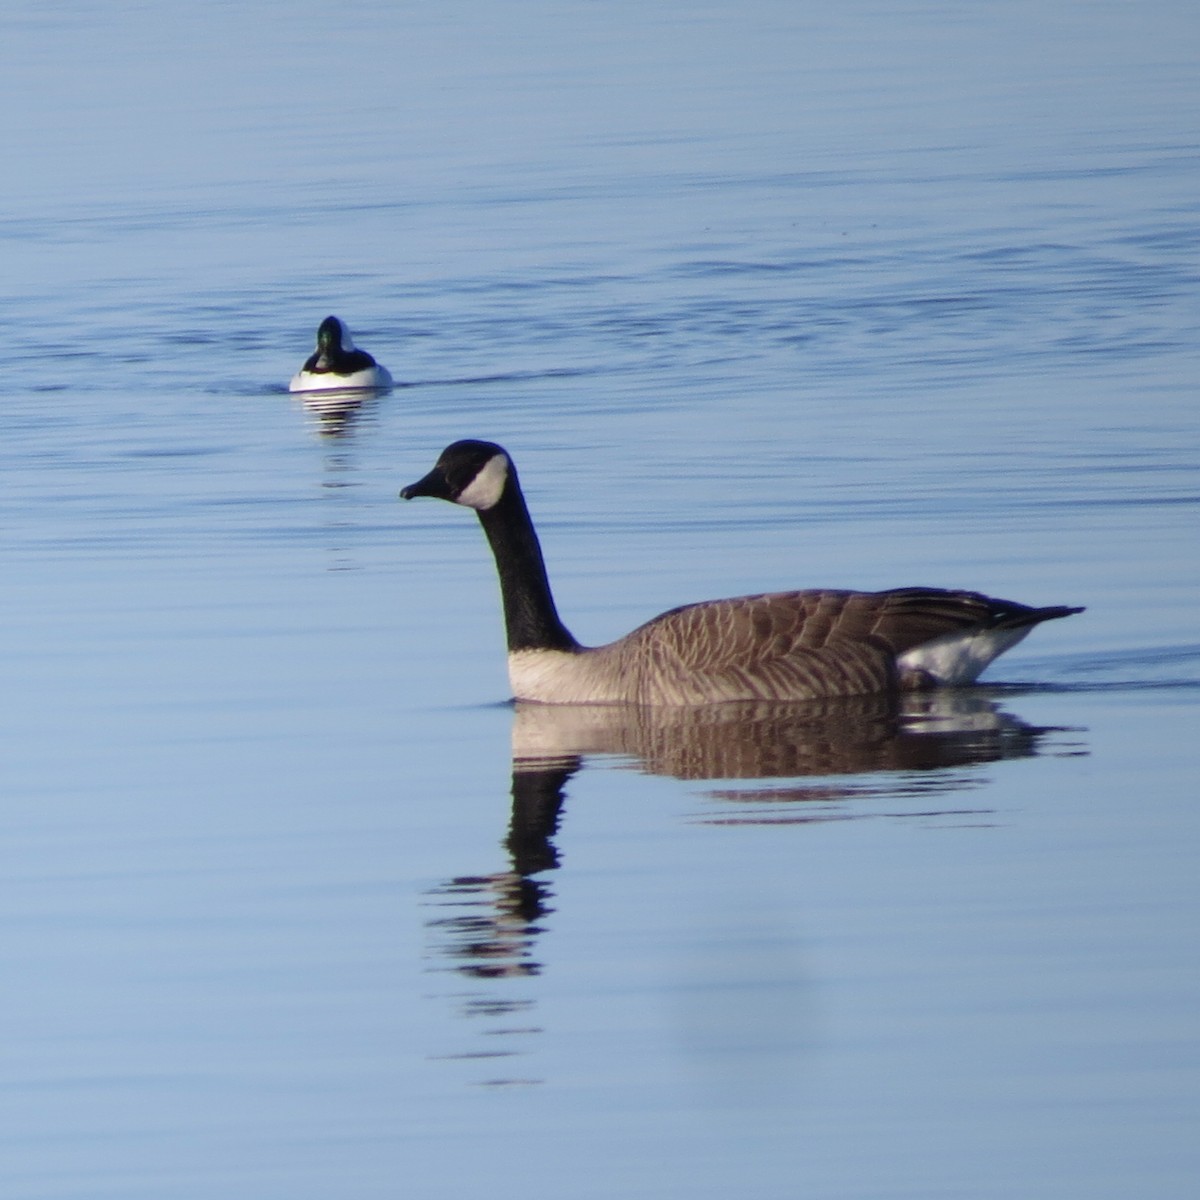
[{"left": 316, "top": 315, "right": 351, "bottom": 356}]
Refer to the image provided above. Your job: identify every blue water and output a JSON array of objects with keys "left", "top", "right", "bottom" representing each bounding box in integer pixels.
[{"left": 1, "top": 2, "right": 1198, "bottom": 1197}]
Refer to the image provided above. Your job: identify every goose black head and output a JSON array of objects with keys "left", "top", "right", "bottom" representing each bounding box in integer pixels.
[{"left": 400, "top": 439, "right": 512, "bottom": 510}]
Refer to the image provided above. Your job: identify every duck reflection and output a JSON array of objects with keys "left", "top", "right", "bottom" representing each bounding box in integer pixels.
[
  {"left": 425, "top": 691, "right": 1071, "bottom": 1081},
  {"left": 294, "top": 387, "right": 379, "bottom": 437}
]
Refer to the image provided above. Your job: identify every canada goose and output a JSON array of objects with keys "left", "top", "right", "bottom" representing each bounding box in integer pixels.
[
  {"left": 289, "top": 316, "right": 393, "bottom": 392},
  {"left": 400, "top": 440, "right": 1083, "bottom": 706}
]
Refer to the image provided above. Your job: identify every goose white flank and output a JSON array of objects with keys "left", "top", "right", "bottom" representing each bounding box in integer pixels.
[
  {"left": 400, "top": 440, "right": 1083, "bottom": 706},
  {"left": 289, "top": 316, "right": 393, "bottom": 392}
]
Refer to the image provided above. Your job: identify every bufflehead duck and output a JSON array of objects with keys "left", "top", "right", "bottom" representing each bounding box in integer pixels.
[
  {"left": 289, "top": 316, "right": 393, "bottom": 392},
  {"left": 400, "top": 439, "right": 1084, "bottom": 706}
]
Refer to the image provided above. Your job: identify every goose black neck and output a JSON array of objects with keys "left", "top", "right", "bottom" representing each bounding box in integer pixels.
[{"left": 477, "top": 481, "right": 579, "bottom": 653}]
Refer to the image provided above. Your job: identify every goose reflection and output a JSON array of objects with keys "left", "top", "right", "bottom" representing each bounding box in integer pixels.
[
  {"left": 423, "top": 756, "right": 573, "bottom": 1083},
  {"left": 426, "top": 758, "right": 570, "bottom": 981},
  {"left": 425, "top": 691, "right": 1072, "bottom": 1081},
  {"left": 512, "top": 690, "right": 1057, "bottom": 790}
]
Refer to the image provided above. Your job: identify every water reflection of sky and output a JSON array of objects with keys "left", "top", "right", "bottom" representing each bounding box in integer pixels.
[
  {"left": 425, "top": 691, "right": 1087, "bottom": 1081},
  {"left": 2, "top": 0, "right": 1198, "bottom": 1196}
]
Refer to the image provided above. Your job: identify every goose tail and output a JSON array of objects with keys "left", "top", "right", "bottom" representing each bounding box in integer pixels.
[{"left": 896, "top": 600, "right": 1083, "bottom": 688}]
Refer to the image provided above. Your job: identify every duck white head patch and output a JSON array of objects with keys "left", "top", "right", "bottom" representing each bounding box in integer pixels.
[{"left": 456, "top": 452, "right": 509, "bottom": 510}]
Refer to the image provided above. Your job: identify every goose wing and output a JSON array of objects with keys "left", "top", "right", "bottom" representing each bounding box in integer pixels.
[{"left": 623, "top": 587, "right": 1043, "bottom": 704}]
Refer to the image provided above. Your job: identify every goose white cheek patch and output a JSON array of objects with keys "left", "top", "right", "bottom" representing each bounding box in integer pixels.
[{"left": 456, "top": 453, "right": 509, "bottom": 510}]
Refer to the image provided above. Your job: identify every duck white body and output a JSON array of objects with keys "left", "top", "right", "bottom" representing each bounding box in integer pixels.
[
  {"left": 400, "top": 440, "right": 1083, "bottom": 706},
  {"left": 289, "top": 316, "right": 393, "bottom": 392}
]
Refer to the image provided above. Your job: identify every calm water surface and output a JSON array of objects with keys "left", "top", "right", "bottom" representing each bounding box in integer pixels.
[{"left": 1, "top": 2, "right": 1198, "bottom": 1197}]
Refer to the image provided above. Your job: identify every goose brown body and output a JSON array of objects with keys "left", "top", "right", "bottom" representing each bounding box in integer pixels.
[
  {"left": 401, "top": 440, "right": 1082, "bottom": 707},
  {"left": 507, "top": 587, "right": 1067, "bottom": 705}
]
